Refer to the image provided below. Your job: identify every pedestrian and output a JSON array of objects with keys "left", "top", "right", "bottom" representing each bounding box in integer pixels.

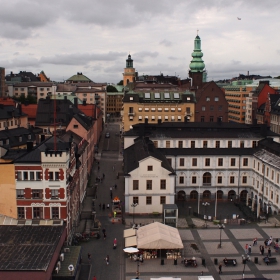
[
  {"left": 103, "top": 173, "right": 105, "bottom": 179},
  {"left": 107, "top": 203, "right": 110, "bottom": 209},
  {"left": 253, "top": 237, "right": 257, "bottom": 246},
  {"left": 114, "top": 211, "right": 116, "bottom": 218},
  {"left": 248, "top": 245, "right": 252, "bottom": 255},
  {"left": 102, "top": 228, "right": 106, "bottom": 240},
  {"left": 113, "top": 165, "right": 115, "bottom": 171},
  {"left": 110, "top": 187, "right": 112, "bottom": 192},
  {"left": 99, "top": 203, "right": 101, "bottom": 210},
  {"left": 115, "top": 184, "right": 117, "bottom": 189},
  {"left": 93, "top": 276, "right": 97, "bottom": 280},
  {"left": 218, "top": 263, "right": 222, "bottom": 274},
  {"left": 245, "top": 244, "right": 248, "bottom": 254},
  {"left": 261, "top": 245, "right": 265, "bottom": 255},
  {"left": 88, "top": 253, "right": 91, "bottom": 263},
  {"left": 98, "top": 161, "right": 99, "bottom": 165},
  {"left": 110, "top": 192, "right": 113, "bottom": 199},
  {"left": 103, "top": 203, "right": 105, "bottom": 211},
  {"left": 105, "top": 255, "right": 109, "bottom": 265},
  {"left": 268, "top": 247, "right": 271, "bottom": 257},
  {"left": 113, "top": 238, "right": 117, "bottom": 249}
]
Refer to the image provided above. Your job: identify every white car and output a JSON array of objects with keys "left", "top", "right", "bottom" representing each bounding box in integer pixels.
[{"left": 105, "top": 132, "right": 110, "bottom": 138}]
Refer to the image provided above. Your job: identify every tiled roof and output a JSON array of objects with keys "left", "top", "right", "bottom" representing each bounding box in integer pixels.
[
  {"left": 0, "top": 104, "right": 27, "bottom": 120},
  {"left": 0, "top": 225, "right": 65, "bottom": 271},
  {"left": 0, "top": 127, "right": 36, "bottom": 149},
  {"left": 124, "top": 122, "right": 276, "bottom": 139},
  {"left": 35, "top": 97, "right": 82, "bottom": 127},
  {"left": 124, "top": 137, "right": 174, "bottom": 175},
  {"left": 21, "top": 104, "right": 38, "bottom": 119},
  {"left": 78, "top": 104, "right": 102, "bottom": 118},
  {"left": 11, "top": 82, "right": 54, "bottom": 87}
]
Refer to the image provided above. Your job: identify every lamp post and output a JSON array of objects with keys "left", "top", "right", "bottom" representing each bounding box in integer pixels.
[
  {"left": 131, "top": 203, "right": 138, "bottom": 225},
  {"left": 242, "top": 254, "right": 250, "bottom": 279},
  {"left": 202, "top": 202, "right": 210, "bottom": 228},
  {"left": 218, "top": 223, "right": 225, "bottom": 248}
]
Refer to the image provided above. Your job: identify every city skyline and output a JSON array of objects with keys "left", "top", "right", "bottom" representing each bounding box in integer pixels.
[{"left": 0, "top": 0, "right": 279, "bottom": 83}]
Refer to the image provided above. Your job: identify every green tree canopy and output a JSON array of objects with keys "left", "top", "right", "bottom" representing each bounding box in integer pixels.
[
  {"left": 107, "top": 85, "right": 118, "bottom": 92},
  {"left": 117, "top": 80, "right": 123, "bottom": 85}
]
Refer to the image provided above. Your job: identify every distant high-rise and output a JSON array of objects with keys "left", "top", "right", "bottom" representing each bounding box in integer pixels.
[{"left": 0, "top": 67, "right": 5, "bottom": 97}]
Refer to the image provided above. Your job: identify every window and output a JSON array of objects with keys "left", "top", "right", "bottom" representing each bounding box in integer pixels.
[
  {"left": 216, "top": 141, "right": 220, "bottom": 148},
  {"left": 192, "top": 158, "right": 197, "bottom": 166},
  {"left": 146, "top": 196, "right": 152, "bottom": 205},
  {"left": 217, "top": 176, "right": 222, "bottom": 184},
  {"left": 228, "top": 141, "right": 232, "bottom": 148},
  {"left": 215, "top": 97, "right": 219, "bottom": 101},
  {"left": 36, "top": 172, "right": 41, "bottom": 180},
  {"left": 206, "top": 96, "right": 210, "bottom": 101},
  {"left": 231, "top": 158, "right": 236, "bottom": 166},
  {"left": 178, "top": 141, "right": 183, "bottom": 148},
  {"left": 201, "top": 116, "right": 205, "bottom": 122},
  {"left": 266, "top": 167, "right": 269, "bottom": 176},
  {"left": 210, "top": 116, "right": 214, "bottom": 122},
  {"left": 73, "top": 124, "right": 78, "bottom": 129},
  {"left": 203, "top": 141, "right": 207, "bottom": 148},
  {"left": 18, "top": 207, "right": 25, "bottom": 219},
  {"left": 133, "top": 197, "right": 138, "bottom": 204},
  {"left": 160, "top": 196, "right": 166, "bottom": 204},
  {"left": 210, "top": 105, "right": 214, "bottom": 111},
  {"left": 23, "top": 172, "right": 28, "bottom": 180},
  {"left": 240, "top": 141, "right": 244, "bottom": 148},
  {"left": 51, "top": 189, "right": 59, "bottom": 199},
  {"left": 160, "top": 179, "right": 166, "bottom": 190},
  {"left": 49, "top": 172, "right": 54, "bottom": 181},
  {"left": 166, "top": 141, "right": 170, "bottom": 148},
  {"left": 242, "top": 176, "right": 247, "bottom": 184},
  {"left": 192, "top": 176, "right": 197, "bottom": 184},
  {"left": 52, "top": 207, "right": 59, "bottom": 219},
  {"left": 153, "top": 141, "right": 158, "bottom": 148},
  {"left": 146, "top": 180, "right": 152, "bottom": 190},
  {"left": 30, "top": 172, "right": 34, "bottom": 180},
  {"left": 167, "top": 158, "right": 172, "bottom": 166},
  {"left": 191, "top": 141, "right": 195, "bottom": 148},
  {"left": 33, "top": 207, "right": 43, "bottom": 219},
  {"left": 203, "top": 172, "right": 211, "bottom": 185},
  {"left": 202, "top": 106, "right": 205, "bottom": 111},
  {"left": 17, "top": 189, "right": 24, "bottom": 199},
  {"left": 243, "top": 158, "right": 248, "bottom": 166},
  {"left": 147, "top": 166, "right": 153, "bottom": 171},
  {"left": 277, "top": 173, "right": 279, "bottom": 184},
  {"left": 32, "top": 190, "right": 42, "bottom": 199},
  {"left": 17, "top": 171, "right": 22, "bottom": 181},
  {"left": 218, "top": 105, "right": 222, "bottom": 111},
  {"left": 179, "top": 158, "right": 184, "bottom": 166},
  {"left": 55, "top": 172, "right": 60, "bottom": 180},
  {"left": 218, "top": 158, "right": 223, "bottom": 166},
  {"left": 205, "top": 158, "right": 210, "bottom": 166},
  {"left": 252, "top": 141, "right": 257, "bottom": 148},
  {"left": 230, "top": 176, "right": 235, "bottom": 184},
  {"left": 133, "top": 180, "right": 139, "bottom": 190},
  {"left": 179, "top": 176, "right": 184, "bottom": 184}
]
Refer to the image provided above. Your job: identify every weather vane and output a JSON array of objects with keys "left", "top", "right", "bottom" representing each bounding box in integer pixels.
[{"left": 197, "top": 29, "right": 199, "bottom": 35}]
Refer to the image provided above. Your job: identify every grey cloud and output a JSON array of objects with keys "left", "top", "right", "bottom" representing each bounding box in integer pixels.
[
  {"left": 160, "top": 40, "right": 172, "bottom": 47},
  {"left": 40, "top": 52, "right": 127, "bottom": 65},
  {"left": 168, "top": 56, "right": 179, "bottom": 60}
]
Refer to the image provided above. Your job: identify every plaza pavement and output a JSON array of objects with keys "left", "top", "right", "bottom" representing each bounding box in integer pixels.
[{"left": 76, "top": 123, "right": 280, "bottom": 280}]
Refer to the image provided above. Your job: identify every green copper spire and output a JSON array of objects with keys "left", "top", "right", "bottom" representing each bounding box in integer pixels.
[{"left": 189, "top": 35, "right": 205, "bottom": 72}]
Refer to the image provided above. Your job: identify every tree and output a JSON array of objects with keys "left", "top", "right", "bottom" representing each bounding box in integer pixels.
[
  {"left": 107, "top": 85, "right": 118, "bottom": 92},
  {"left": 117, "top": 80, "right": 123, "bottom": 85}
]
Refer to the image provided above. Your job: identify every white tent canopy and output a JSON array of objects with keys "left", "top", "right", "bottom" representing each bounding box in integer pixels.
[
  {"left": 137, "top": 222, "right": 183, "bottom": 249},
  {"left": 125, "top": 235, "right": 137, "bottom": 247},
  {"left": 124, "top": 228, "right": 136, "bottom": 238}
]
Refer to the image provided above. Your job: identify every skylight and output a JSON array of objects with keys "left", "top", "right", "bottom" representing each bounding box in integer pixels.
[
  {"left": 174, "top": 93, "right": 180, "bottom": 99},
  {"left": 164, "top": 93, "right": 170, "bottom": 99},
  {"left": 154, "top": 93, "right": 160, "bottom": 99},
  {"left": 145, "top": 92, "right": 150, "bottom": 99}
]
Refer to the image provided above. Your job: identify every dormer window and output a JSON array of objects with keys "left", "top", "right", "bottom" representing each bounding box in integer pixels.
[{"left": 19, "top": 136, "right": 22, "bottom": 142}]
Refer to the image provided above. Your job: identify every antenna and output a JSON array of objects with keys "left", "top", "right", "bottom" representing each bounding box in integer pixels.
[{"left": 53, "top": 92, "right": 57, "bottom": 151}]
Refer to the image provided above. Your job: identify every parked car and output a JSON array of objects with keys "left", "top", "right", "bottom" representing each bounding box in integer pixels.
[{"left": 105, "top": 132, "right": 110, "bottom": 138}]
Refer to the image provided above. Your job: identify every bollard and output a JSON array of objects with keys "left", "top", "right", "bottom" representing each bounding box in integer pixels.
[
  {"left": 214, "top": 258, "right": 218, "bottom": 265},
  {"left": 202, "top": 258, "right": 206, "bottom": 266},
  {"left": 174, "top": 259, "right": 177, "bottom": 265},
  {"left": 161, "top": 259, "right": 164, "bottom": 265}
]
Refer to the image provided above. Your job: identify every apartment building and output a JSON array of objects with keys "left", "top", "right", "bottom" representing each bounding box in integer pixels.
[{"left": 123, "top": 122, "right": 280, "bottom": 216}]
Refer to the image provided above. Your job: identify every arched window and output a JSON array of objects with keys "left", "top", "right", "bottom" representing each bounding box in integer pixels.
[
  {"left": 203, "top": 172, "right": 211, "bottom": 186},
  {"left": 203, "top": 190, "right": 211, "bottom": 199},
  {"left": 190, "top": 190, "right": 198, "bottom": 199},
  {"left": 228, "top": 190, "right": 236, "bottom": 200},
  {"left": 217, "top": 190, "right": 223, "bottom": 199}
]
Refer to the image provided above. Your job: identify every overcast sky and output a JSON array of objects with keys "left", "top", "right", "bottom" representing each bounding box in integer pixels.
[{"left": 0, "top": 0, "right": 279, "bottom": 83}]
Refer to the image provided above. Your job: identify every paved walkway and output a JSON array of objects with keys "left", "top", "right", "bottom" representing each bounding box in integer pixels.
[{"left": 77, "top": 122, "right": 280, "bottom": 280}]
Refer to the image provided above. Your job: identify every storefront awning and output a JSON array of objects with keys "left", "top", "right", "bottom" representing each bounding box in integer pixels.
[
  {"left": 125, "top": 235, "right": 137, "bottom": 247},
  {"left": 137, "top": 222, "right": 183, "bottom": 249},
  {"left": 124, "top": 228, "right": 136, "bottom": 238}
]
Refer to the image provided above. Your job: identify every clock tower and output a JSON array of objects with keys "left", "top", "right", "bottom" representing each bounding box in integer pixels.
[{"left": 123, "top": 54, "right": 135, "bottom": 86}]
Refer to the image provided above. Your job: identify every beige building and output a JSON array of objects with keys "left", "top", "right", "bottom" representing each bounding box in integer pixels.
[
  {"left": 107, "top": 91, "right": 124, "bottom": 117},
  {"left": 122, "top": 91, "right": 195, "bottom": 131}
]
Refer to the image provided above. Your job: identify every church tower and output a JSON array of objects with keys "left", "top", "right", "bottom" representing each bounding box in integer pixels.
[
  {"left": 189, "top": 34, "right": 206, "bottom": 89},
  {"left": 123, "top": 54, "right": 135, "bottom": 86}
]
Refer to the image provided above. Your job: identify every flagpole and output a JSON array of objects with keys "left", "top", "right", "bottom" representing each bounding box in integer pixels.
[
  {"left": 215, "top": 185, "right": 217, "bottom": 218},
  {"left": 198, "top": 185, "right": 200, "bottom": 214}
]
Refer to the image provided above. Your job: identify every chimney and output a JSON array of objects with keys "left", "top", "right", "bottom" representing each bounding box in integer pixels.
[
  {"left": 27, "top": 141, "right": 33, "bottom": 151},
  {"left": 83, "top": 100, "right": 86, "bottom": 106}
]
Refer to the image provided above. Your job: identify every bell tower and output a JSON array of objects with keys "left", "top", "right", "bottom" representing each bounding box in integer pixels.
[
  {"left": 189, "top": 33, "right": 206, "bottom": 89},
  {"left": 123, "top": 54, "right": 135, "bottom": 86}
]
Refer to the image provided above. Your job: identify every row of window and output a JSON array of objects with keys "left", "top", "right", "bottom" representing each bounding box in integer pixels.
[
  {"left": 253, "top": 160, "right": 280, "bottom": 183},
  {"left": 17, "top": 207, "right": 59, "bottom": 219},
  {"left": 0, "top": 119, "right": 23, "bottom": 130},
  {"left": 132, "top": 116, "right": 182, "bottom": 121},
  {"left": 16, "top": 171, "right": 59, "bottom": 181},
  {"left": 201, "top": 105, "right": 223, "bottom": 111},
  {"left": 132, "top": 196, "right": 166, "bottom": 205},
  {"left": 133, "top": 179, "right": 166, "bottom": 190},
  {"left": 175, "top": 157, "right": 249, "bottom": 167},
  {"left": 153, "top": 140, "right": 257, "bottom": 149},
  {"left": 16, "top": 189, "right": 60, "bottom": 199}
]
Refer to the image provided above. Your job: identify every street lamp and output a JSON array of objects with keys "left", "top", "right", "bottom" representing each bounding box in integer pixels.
[
  {"left": 202, "top": 202, "right": 210, "bottom": 228},
  {"left": 131, "top": 203, "right": 138, "bottom": 225},
  {"left": 242, "top": 254, "right": 250, "bottom": 279},
  {"left": 218, "top": 223, "right": 225, "bottom": 248}
]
